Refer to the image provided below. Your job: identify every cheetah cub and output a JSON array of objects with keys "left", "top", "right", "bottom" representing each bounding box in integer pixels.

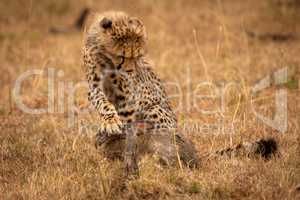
[
  {"left": 83, "top": 11, "right": 277, "bottom": 167},
  {"left": 83, "top": 11, "right": 199, "bottom": 166}
]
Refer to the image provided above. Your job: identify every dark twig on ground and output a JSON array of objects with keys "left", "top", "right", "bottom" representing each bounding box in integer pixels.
[
  {"left": 245, "top": 30, "right": 296, "bottom": 42},
  {"left": 49, "top": 8, "right": 90, "bottom": 34}
]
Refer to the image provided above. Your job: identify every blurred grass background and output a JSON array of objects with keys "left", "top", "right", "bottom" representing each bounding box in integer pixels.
[{"left": 0, "top": 0, "right": 299, "bottom": 199}]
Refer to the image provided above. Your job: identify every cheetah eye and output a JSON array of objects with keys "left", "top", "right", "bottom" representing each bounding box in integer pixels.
[{"left": 100, "top": 17, "right": 112, "bottom": 29}]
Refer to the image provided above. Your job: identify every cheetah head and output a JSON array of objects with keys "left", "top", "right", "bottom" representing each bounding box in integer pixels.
[{"left": 88, "top": 11, "right": 147, "bottom": 59}]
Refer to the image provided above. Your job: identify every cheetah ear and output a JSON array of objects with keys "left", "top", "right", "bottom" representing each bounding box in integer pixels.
[
  {"left": 100, "top": 17, "right": 112, "bottom": 29},
  {"left": 129, "top": 17, "right": 145, "bottom": 36},
  {"left": 129, "top": 17, "right": 143, "bottom": 27}
]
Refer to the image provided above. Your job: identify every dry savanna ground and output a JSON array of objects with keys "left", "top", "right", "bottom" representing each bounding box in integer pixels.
[{"left": 0, "top": 0, "right": 300, "bottom": 199}]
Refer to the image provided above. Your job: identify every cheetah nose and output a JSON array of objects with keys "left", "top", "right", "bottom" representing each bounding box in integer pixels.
[{"left": 100, "top": 17, "right": 112, "bottom": 29}]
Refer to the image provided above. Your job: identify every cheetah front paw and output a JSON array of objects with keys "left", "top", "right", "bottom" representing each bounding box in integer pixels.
[{"left": 100, "top": 114, "right": 123, "bottom": 135}]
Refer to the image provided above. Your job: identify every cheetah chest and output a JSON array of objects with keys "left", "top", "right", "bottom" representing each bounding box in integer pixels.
[{"left": 102, "top": 70, "right": 137, "bottom": 122}]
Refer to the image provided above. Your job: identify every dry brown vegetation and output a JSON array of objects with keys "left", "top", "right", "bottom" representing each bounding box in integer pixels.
[{"left": 0, "top": 0, "right": 300, "bottom": 199}]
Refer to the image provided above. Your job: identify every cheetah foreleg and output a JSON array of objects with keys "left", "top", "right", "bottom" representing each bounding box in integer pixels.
[{"left": 89, "top": 87, "right": 123, "bottom": 135}]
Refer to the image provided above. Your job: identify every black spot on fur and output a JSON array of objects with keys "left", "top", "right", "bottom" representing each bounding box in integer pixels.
[
  {"left": 100, "top": 17, "right": 112, "bottom": 29},
  {"left": 93, "top": 75, "right": 100, "bottom": 82},
  {"left": 117, "top": 95, "right": 125, "bottom": 101},
  {"left": 119, "top": 110, "right": 134, "bottom": 117},
  {"left": 92, "top": 83, "right": 98, "bottom": 88},
  {"left": 103, "top": 105, "right": 108, "bottom": 111},
  {"left": 118, "top": 85, "right": 124, "bottom": 92},
  {"left": 255, "top": 138, "right": 278, "bottom": 159},
  {"left": 152, "top": 114, "right": 158, "bottom": 118}
]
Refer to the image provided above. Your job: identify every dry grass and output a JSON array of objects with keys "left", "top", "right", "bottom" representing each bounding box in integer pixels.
[{"left": 0, "top": 0, "right": 299, "bottom": 199}]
